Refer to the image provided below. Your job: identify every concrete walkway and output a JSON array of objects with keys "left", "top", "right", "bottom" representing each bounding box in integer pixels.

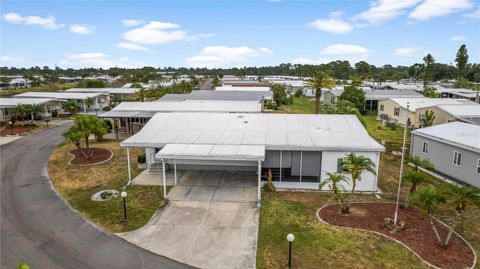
[{"left": 118, "top": 170, "right": 259, "bottom": 269}]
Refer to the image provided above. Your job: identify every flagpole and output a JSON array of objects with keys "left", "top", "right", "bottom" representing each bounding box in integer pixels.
[{"left": 394, "top": 102, "right": 409, "bottom": 225}]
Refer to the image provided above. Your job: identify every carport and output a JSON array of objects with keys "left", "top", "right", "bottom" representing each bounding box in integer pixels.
[{"left": 156, "top": 144, "right": 265, "bottom": 204}]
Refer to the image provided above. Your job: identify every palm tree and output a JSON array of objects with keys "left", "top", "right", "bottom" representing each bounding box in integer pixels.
[
  {"left": 319, "top": 172, "right": 349, "bottom": 212},
  {"left": 62, "top": 100, "right": 80, "bottom": 115},
  {"left": 421, "top": 110, "right": 435, "bottom": 127},
  {"left": 84, "top": 97, "right": 94, "bottom": 110},
  {"left": 410, "top": 186, "right": 446, "bottom": 246},
  {"left": 342, "top": 153, "right": 377, "bottom": 213},
  {"left": 136, "top": 88, "right": 147, "bottom": 102},
  {"left": 409, "top": 156, "right": 435, "bottom": 172},
  {"left": 13, "top": 104, "right": 27, "bottom": 125},
  {"left": 25, "top": 104, "right": 40, "bottom": 123},
  {"left": 238, "top": 68, "right": 246, "bottom": 80},
  {"left": 442, "top": 184, "right": 480, "bottom": 246},
  {"left": 305, "top": 71, "right": 335, "bottom": 114},
  {"left": 64, "top": 115, "right": 108, "bottom": 159},
  {"left": 402, "top": 171, "right": 427, "bottom": 204}
]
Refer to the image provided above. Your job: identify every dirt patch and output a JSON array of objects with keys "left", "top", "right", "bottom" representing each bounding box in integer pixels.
[
  {"left": 0, "top": 125, "right": 38, "bottom": 136},
  {"left": 318, "top": 202, "right": 475, "bottom": 269},
  {"left": 69, "top": 148, "right": 112, "bottom": 165}
]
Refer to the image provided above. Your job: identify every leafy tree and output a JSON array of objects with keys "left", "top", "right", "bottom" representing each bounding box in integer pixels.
[
  {"left": 238, "top": 67, "right": 246, "bottom": 80},
  {"left": 212, "top": 75, "right": 221, "bottom": 89},
  {"left": 410, "top": 186, "right": 446, "bottom": 246},
  {"left": 339, "top": 85, "right": 365, "bottom": 110},
  {"left": 342, "top": 153, "right": 377, "bottom": 213},
  {"left": 85, "top": 97, "right": 94, "bottom": 110},
  {"left": 305, "top": 71, "right": 335, "bottom": 114},
  {"left": 325, "top": 100, "right": 366, "bottom": 127},
  {"left": 135, "top": 88, "right": 147, "bottom": 102},
  {"left": 270, "top": 83, "right": 287, "bottom": 106},
  {"left": 175, "top": 81, "right": 193, "bottom": 94},
  {"left": 0, "top": 77, "right": 12, "bottom": 84},
  {"left": 423, "top": 53, "right": 435, "bottom": 87},
  {"left": 25, "top": 103, "right": 40, "bottom": 122},
  {"left": 319, "top": 172, "right": 349, "bottom": 212},
  {"left": 354, "top": 61, "right": 371, "bottom": 80},
  {"left": 62, "top": 100, "right": 81, "bottom": 115},
  {"left": 423, "top": 85, "right": 438, "bottom": 98},
  {"left": 63, "top": 115, "right": 108, "bottom": 159},
  {"left": 84, "top": 79, "right": 106, "bottom": 88},
  {"left": 421, "top": 110, "right": 435, "bottom": 127},
  {"left": 455, "top": 44, "right": 468, "bottom": 78}
]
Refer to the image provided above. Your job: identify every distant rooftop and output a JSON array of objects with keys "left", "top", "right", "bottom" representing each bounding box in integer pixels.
[
  {"left": 432, "top": 104, "right": 480, "bottom": 118},
  {"left": 215, "top": 86, "right": 271, "bottom": 92},
  {"left": 412, "top": 122, "right": 480, "bottom": 153},
  {"left": 0, "top": 98, "right": 58, "bottom": 108},
  {"left": 66, "top": 88, "right": 139, "bottom": 94},
  {"left": 388, "top": 98, "right": 473, "bottom": 112},
  {"left": 159, "top": 90, "right": 272, "bottom": 102},
  {"left": 15, "top": 92, "right": 107, "bottom": 100}
]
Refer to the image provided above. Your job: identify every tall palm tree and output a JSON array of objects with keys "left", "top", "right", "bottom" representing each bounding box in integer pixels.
[
  {"left": 410, "top": 186, "right": 446, "bottom": 246},
  {"left": 402, "top": 171, "right": 427, "bottom": 204},
  {"left": 421, "top": 110, "right": 435, "bottom": 127},
  {"left": 443, "top": 184, "right": 480, "bottom": 246},
  {"left": 319, "top": 172, "right": 349, "bottom": 212},
  {"left": 305, "top": 71, "right": 335, "bottom": 114},
  {"left": 409, "top": 156, "right": 435, "bottom": 172},
  {"left": 342, "top": 153, "right": 377, "bottom": 213}
]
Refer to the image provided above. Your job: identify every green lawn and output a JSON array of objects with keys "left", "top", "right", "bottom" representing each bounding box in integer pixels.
[
  {"left": 273, "top": 96, "right": 317, "bottom": 114},
  {"left": 0, "top": 82, "right": 78, "bottom": 97},
  {"left": 48, "top": 139, "right": 164, "bottom": 233},
  {"left": 257, "top": 114, "right": 480, "bottom": 269}
]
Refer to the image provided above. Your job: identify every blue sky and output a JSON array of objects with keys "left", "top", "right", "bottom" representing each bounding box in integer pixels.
[{"left": 1, "top": 0, "right": 479, "bottom": 69}]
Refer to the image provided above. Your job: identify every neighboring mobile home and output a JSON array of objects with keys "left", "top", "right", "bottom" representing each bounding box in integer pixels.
[
  {"left": 14, "top": 92, "right": 110, "bottom": 112},
  {"left": 0, "top": 98, "right": 63, "bottom": 121},
  {"left": 120, "top": 112, "right": 385, "bottom": 203},
  {"left": 65, "top": 87, "right": 139, "bottom": 100},
  {"left": 410, "top": 122, "right": 480, "bottom": 188}
]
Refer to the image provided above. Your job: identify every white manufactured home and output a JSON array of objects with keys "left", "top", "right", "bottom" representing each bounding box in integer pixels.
[{"left": 120, "top": 113, "right": 385, "bottom": 203}]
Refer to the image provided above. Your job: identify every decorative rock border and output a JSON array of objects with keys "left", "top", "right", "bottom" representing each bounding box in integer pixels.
[
  {"left": 68, "top": 148, "right": 114, "bottom": 166},
  {"left": 316, "top": 202, "right": 477, "bottom": 269},
  {"left": 91, "top": 189, "right": 119, "bottom": 201}
]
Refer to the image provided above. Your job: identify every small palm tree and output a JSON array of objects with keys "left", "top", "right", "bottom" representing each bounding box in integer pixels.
[
  {"left": 305, "top": 71, "right": 335, "bottom": 114},
  {"left": 421, "top": 110, "right": 435, "bottom": 127},
  {"left": 62, "top": 100, "right": 81, "bottom": 115},
  {"left": 320, "top": 172, "right": 349, "bottom": 213},
  {"left": 342, "top": 153, "right": 377, "bottom": 213},
  {"left": 84, "top": 97, "right": 94, "bottom": 110},
  {"left": 136, "top": 88, "right": 147, "bottom": 102},
  {"left": 403, "top": 171, "right": 427, "bottom": 203},
  {"left": 409, "top": 155, "right": 435, "bottom": 172},
  {"left": 410, "top": 186, "right": 446, "bottom": 246},
  {"left": 442, "top": 184, "right": 480, "bottom": 246},
  {"left": 13, "top": 104, "right": 27, "bottom": 125}
]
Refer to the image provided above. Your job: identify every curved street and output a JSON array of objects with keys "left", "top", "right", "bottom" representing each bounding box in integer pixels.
[{"left": 0, "top": 124, "right": 193, "bottom": 269}]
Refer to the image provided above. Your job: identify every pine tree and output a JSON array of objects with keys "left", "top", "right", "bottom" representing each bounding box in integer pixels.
[{"left": 455, "top": 44, "right": 468, "bottom": 78}]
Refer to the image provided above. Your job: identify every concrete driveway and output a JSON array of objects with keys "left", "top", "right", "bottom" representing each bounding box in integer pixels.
[{"left": 118, "top": 170, "right": 259, "bottom": 269}]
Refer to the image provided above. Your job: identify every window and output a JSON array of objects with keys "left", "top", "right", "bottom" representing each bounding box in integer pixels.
[
  {"left": 380, "top": 104, "right": 384, "bottom": 111},
  {"left": 331, "top": 97, "right": 336, "bottom": 103},
  {"left": 419, "top": 114, "right": 425, "bottom": 121},
  {"left": 336, "top": 158, "right": 343, "bottom": 173},
  {"left": 422, "top": 142, "right": 429, "bottom": 154},
  {"left": 447, "top": 119, "right": 455, "bottom": 123},
  {"left": 394, "top": 107, "right": 400, "bottom": 116},
  {"left": 477, "top": 160, "right": 480, "bottom": 174},
  {"left": 453, "top": 151, "right": 462, "bottom": 166}
]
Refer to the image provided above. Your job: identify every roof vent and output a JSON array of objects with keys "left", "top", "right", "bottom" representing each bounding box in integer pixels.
[
  {"left": 244, "top": 121, "right": 248, "bottom": 124},
  {"left": 238, "top": 115, "right": 244, "bottom": 118}
]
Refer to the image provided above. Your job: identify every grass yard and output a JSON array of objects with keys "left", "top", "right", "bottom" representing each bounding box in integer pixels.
[
  {"left": 257, "top": 114, "right": 480, "bottom": 269},
  {"left": 48, "top": 139, "right": 164, "bottom": 233},
  {"left": 274, "top": 96, "right": 317, "bottom": 114}
]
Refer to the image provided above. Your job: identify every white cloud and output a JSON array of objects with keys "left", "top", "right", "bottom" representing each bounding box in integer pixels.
[
  {"left": 3, "top": 12, "right": 63, "bottom": 29},
  {"left": 394, "top": 47, "right": 420, "bottom": 58},
  {"left": 309, "top": 12, "right": 353, "bottom": 34},
  {"left": 117, "top": 42, "right": 149, "bottom": 51},
  {"left": 450, "top": 35, "right": 467, "bottom": 41},
  {"left": 185, "top": 46, "right": 272, "bottom": 68},
  {"left": 122, "top": 19, "right": 145, "bottom": 27},
  {"left": 409, "top": 0, "right": 472, "bottom": 20},
  {"left": 259, "top": 47, "right": 274, "bottom": 54},
  {"left": 69, "top": 24, "right": 95, "bottom": 35},
  {"left": 355, "top": 0, "right": 422, "bottom": 24},
  {"left": 1, "top": 55, "right": 23, "bottom": 63},
  {"left": 122, "top": 20, "right": 213, "bottom": 45},
  {"left": 463, "top": 9, "right": 480, "bottom": 19},
  {"left": 60, "top": 52, "right": 149, "bottom": 68},
  {"left": 318, "top": 44, "right": 372, "bottom": 63}
]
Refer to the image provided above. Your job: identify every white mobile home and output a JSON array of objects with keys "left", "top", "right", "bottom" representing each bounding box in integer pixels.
[
  {"left": 14, "top": 92, "right": 110, "bottom": 112},
  {"left": 120, "top": 113, "right": 385, "bottom": 203},
  {"left": 0, "top": 98, "right": 63, "bottom": 121},
  {"left": 65, "top": 87, "right": 139, "bottom": 100}
]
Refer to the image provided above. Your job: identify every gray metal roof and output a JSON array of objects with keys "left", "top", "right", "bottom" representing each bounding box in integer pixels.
[
  {"left": 158, "top": 90, "right": 272, "bottom": 102},
  {"left": 412, "top": 122, "right": 480, "bottom": 153}
]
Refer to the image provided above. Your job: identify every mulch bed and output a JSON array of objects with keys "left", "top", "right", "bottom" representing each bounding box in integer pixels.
[
  {"left": 0, "top": 125, "right": 37, "bottom": 136},
  {"left": 69, "top": 148, "right": 112, "bottom": 165},
  {"left": 318, "top": 202, "right": 475, "bottom": 269}
]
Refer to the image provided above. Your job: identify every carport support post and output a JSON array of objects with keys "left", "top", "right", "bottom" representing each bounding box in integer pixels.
[
  {"left": 173, "top": 159, "right": 177, "bottom": 185},
  {"left": 162, "top": 161, "right": 167, "bottom": 198},
  {"left": 126, "top": 148, "right": 132, "bottom": 185},
  {"left": 257, "top": 160, "right": 261, "bottom": 207}
]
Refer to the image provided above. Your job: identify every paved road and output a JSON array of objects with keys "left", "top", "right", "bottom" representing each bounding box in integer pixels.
[
  {"left": 199, "top": 78, "right": 213, "bottom": 90},
  {"left": 1, "top": 124, "right": 193, "bottom": 269}
]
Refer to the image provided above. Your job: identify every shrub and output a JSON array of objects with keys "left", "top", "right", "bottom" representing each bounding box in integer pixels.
[
  {"left": 390, "top": 123, "right": 397, "bottom": 131},
  {"left": 103, "top": 120, "right": 112, "bottom": 133},
  {"left": 263, "top": 182, "right": 276, "bottom": 192},
  {"left": 266, "top": 101, "right": 277, "bottom": 110},
  {"left": 285, "top": 95, "right": 294, "bottom": 105},
  {"left": 294, "top": 89, "right": 303, "bottom": 97},
  {"left": 102, "top": 106, "right": 112, "bottom": 111},
  {"left": 0, "top": 121, "right": 6, "bottom": 127},
  {"left": 137, "top": 153, "right": 146, "bottom": 163}
]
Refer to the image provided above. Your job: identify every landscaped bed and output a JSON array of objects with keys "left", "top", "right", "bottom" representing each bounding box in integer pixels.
[
  {"left": 69, "top": 148, "right": 113, "bottom": 165},
  {"left": 318, "top": 202, "right": 476, "bottom": 269},
  {"left": 0, "top": 124, "right": 40, "bottom": 136}
]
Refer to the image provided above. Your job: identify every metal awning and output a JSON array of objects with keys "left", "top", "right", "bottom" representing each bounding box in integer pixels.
[
  {"left": 156, "top": 144, "right": 265, "bottom": 162},
  {"left": 99, "top": 110, "right": 156, "bottom": 118}
]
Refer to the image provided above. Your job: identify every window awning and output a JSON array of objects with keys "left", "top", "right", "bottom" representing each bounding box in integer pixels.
[{"left": 156, "top": 144, "right": 265, "bottom": 162}]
